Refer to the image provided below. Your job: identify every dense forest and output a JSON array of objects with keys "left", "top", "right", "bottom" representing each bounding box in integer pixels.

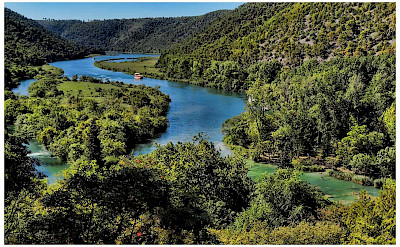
[
  {"left": 157, "top": 2, "right": 395, "bottom": 91},
  {"left": 4, "top": 132, "right": 396, "bottom": 244},
  {"left": 223, "top": 55, "right": 395, "bottom": 185},
  {"left": 4, "top": 8, "right": 98, "bottom": 89},
  {"left": 4, "top": 2, "right": 396, "bottom": 245},
  {"left": 38, "top": 10, "right": 229, "bottom": 53},
  {"left": 6, "top": 72, "right": 170, "bottom": 164}
]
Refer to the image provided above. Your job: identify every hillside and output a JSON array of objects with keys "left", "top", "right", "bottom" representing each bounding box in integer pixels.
[
  {"left": 37, "top": 10, "right": 230, "bottom": 53},
  {"left": 4, "top": 8, "right": 96, "bottom": 89},
  {"left": 157, "top": 2, "right": 395, "bottom": 90}
]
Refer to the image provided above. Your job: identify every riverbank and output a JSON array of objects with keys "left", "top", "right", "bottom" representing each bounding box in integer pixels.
[
  {"left": 94, "top": 56, "right": 248, "bottom": 92},
  {"left": 10, "top": 53, "right": 383, "bottom": 205},
  {"left": 9, "top": 67, "right": 171, "bottom": 183}
]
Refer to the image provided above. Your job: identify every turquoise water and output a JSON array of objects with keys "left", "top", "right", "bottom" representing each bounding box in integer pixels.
[
  {"left": 15, "top": 53, "right": 246, "bottom": 182},
  {"left": 12, "top": 79, "right": 36, "bottom": 96},
  {"left": 13, "top": 53, "right": 381, "bottom": 204},
  {"left": 28, "top": 141, "right": 69, "bottom": 184},
  {"left": 49, "top": 54, "right": 246, "bottom": 156},
  {"left": 246, "top": 161, "right": 381, "bottom": 204}
]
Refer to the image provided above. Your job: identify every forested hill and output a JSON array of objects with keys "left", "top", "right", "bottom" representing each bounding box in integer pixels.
[
  {"left": 157, "top": 2, "right": 395, "bottom": 89},
  {"left": 5, "top": 8, "right": 96, "bottom": 88},
  {"left": 37, "top": 10, "right": 230, "bottom": 53}
]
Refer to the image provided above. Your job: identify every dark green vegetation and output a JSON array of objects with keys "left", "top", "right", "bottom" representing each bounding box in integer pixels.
[
  {"left": 211, "top": 177, "right": 395, "bottom": 244},
  {"left": 223, "top": 55, "right": 395, "bottom": 183},
  {"left": 5, "top": 131, "right": 396, "bottom": 244},
  {"left": 94, "top": 57, "right": 163, "bottom": 79},
  {"left": 4, "top": 2, "right": 396, "bottom": 244},
  {"left": 6, "top": 73, "right": 170, "bottom": 165},
  {"left": 38, "top": 10, "right": 229, "bottom": 53},
  {"left": 157, "top": 2, "right": 395, "bottom": 91},
  {"left": 4, "top": 8, "right": 99, "bottom": 89}
]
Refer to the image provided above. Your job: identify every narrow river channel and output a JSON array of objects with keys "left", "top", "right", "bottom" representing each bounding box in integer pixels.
[{"left": 12, "top": 53, "right": 380, "bottom": 204}]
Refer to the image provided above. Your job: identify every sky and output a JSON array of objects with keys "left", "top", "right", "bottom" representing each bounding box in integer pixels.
[{"left": 4, "top": 2, "right": 244, "bottom": 20}]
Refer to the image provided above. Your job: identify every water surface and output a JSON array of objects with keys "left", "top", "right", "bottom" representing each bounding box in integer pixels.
[
  {"left": 13, "top": 53, "right": 381, "bottom": 204},
  {"left": 12, "top": 79, "right": 36, "bottom": 95},
  {"left": 49, "top": 53, "right": 246, "bottom": 155},
  {"left": 246, "top": 161, "right": 380, "bottom": 205}
]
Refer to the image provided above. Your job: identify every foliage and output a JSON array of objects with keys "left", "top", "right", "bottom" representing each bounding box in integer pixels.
[
  {"left": 231, "top": 169, "right": 328, "bottom": 229},
  {"left": 341, "top": 179, "right": 396, "bottom": 244},
  {"left": 5, "top": 138, "right": 253, "bottom": 244},
  {"left": 328, "top": 170, "right": 373, "bottom": 186},
  {"left": 38, "top": 10, "right": 229, "bottom": 53},
  {"left": 158, "top": 2, "right": 395, "bottom": 90},
  {"left": 146, "top": 137, "right": 253, "bottom": 240},
  {"left": 210, "top": 169, "right": 334, "bottom": 244},
  {"left": 8, "top": 74, "right": 170, "bottom": 165},
  {"left": 223, "top": 55, "right": 395, "bottom": 177},
  {"left": 4, "top": 130, "right": 44, "bottom": 200},
  {"left": 4, "top": 8, "right": 97, "bottom": 89}
]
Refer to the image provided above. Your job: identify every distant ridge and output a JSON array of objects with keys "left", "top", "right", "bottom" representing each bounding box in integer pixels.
[
  {"left": 37, "top": 10, "right": 230, "bottom": 53},
  {"left": 157, "top": 2, "right": 395, "bottom": 87},
  {"left": 5, "top": 8, "right": 96, "bottom": 88}
]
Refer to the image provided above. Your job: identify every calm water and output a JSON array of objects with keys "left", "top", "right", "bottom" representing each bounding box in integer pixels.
[
  {"left": 12, "top": 79, "right": 36, "bottom": 95},
  {"left": 246, "top": 160, "right": 380, "bottom": 205},
  {"left": 13, "top": 53, "right": 381, "bottom": 203},
  {"left": 49, "top": 54, "right": 246, "bottom": 155}
]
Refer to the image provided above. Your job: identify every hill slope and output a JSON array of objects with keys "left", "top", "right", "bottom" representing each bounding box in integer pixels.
[
  {"left": 157, "top": 2, "right": 395, "bottom": 90},
  {"left": 5, "top": 8, "right": 96, "bottom": 88},
  {"left": 37, "top": 10, "right": 230, "bottom": 53}
]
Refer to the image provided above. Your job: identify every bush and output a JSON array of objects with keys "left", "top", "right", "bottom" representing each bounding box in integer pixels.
[
  {"left": 373, "top": 178, "right": 387, "bottom": 189},
  {"left": 328, "top": 170, "right": 353, "bottom": 181},
  {"left": 351, "top": 175, "right": 374, "bottom": 186},
  {"left": 328, "top": 170, "right": 374, "bottom": 186}
]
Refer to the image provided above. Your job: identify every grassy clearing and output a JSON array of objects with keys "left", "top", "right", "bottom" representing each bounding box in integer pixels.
[
  {"left": 95, "top": 56, "right": 164, "bottom": 78},
  {"left": 58, "top": 81, "right": 120, "bottom": 98},
  {"left": 57, "top": 80, "right": 137, "bottom": 109}
]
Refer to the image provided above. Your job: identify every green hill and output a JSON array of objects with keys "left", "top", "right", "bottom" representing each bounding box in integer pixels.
[
  {"left": 157, "top": 2, "right": 395, "bottom": 91},
  {"left": 5, "top": 8, "right": 96, "bottom": 89},
  {"left": 37, "top": 10, "right": 230, "bottom": 53}
]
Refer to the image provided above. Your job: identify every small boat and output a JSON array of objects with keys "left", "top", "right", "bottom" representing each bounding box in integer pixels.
[{"left": 134, "top": 73, "right": 143, "bottom": 79}]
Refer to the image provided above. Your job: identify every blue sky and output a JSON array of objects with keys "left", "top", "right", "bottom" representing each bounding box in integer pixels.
[{"left": 5, "top": 2, "right": 244, "bottom": 20}]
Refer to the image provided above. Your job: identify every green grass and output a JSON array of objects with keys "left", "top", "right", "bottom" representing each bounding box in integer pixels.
[
  {"left": 57, "top": 81, "right": 121, "bottom": 98},
  {"left": 95, "top": 56, "right": 163, "bottom": 78},
  {"left": 57, "top": 81, "right": 137, "bottom": 110}
]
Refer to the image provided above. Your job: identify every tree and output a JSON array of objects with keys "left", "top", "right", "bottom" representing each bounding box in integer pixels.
[{"left": 342, "top": 179, "right": 396, "bottom": 244}]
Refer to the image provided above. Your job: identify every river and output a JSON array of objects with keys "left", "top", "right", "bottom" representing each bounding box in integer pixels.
[{"left": 12, "top": 53, "right": 380, "bottom": 204}]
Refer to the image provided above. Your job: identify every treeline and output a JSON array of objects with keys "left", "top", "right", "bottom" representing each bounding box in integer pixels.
[
  {"left": 5, "top": 8, "right": 99, "bottom": 89},
  {"left": 5, "top": 135, "right": 396, "bottom": 244},
  {"left": 5, "top": 73, "right": 170, "bottom": 165},
  {"left": 157, "top": 2, "right": 395, "bottom": 91},
  {"left": 38, "top": 10, "right": 229, "bottom": 53},
  {"left": 223, "top": 55, "right": 395, "bottom": 181}
]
